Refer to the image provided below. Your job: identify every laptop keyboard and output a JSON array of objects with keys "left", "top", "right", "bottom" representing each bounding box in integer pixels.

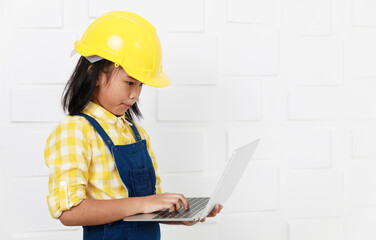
[{"left": 152, "top": 197, "right": 210, "bottom": 219}]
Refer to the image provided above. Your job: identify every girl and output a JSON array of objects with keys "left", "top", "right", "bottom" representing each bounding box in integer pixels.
[{"left": 44, "top": 11, "right": 222, "bottom": 240}]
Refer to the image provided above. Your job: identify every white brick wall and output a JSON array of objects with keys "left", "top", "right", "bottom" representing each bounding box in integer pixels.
[
  {"left": 0, "top": 0, "right": 6, "bottom": 237},
  {"left": 288, "top": 0, "right": 332, "bottom": 36},
  {"left": 161, "top": 34, "right": 218, "bottom": 85},
  {"left": 1, "top": 0, "right": 376, "bottom": 239}
]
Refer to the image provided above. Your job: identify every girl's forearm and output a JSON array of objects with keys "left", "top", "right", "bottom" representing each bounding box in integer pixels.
[{"left": 59, "top": 198, "right": 144, "bottom": 226}]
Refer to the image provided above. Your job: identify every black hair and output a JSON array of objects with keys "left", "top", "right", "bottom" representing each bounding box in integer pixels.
[{"left": 62, "top": 56, "right": 143, "bottom": 121}]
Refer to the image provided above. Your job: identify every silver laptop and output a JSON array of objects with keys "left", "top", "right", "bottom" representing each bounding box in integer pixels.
[{"left": 123, "top": 139, "right": 260, "bottom": 222}]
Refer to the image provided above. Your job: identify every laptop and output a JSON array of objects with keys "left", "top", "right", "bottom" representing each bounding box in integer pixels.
[{"left": 123, "top": 139, "right": 260, "bottom": 222}]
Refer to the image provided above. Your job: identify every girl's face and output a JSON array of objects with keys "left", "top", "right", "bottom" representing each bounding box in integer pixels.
[{"left": 92, "top": 66, "right": 143, "bottom": 116}]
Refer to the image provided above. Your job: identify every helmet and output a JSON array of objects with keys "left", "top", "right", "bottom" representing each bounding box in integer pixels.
[{"left": 74, "top": 11, "right": 170, "bottom": 88}]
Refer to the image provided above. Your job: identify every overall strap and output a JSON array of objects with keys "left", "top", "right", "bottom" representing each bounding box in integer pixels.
[
  {"left": 126, "top": 118, "right": 142, "bottom": 141},
  {"left": 74, "top": 113, "right": 115, "bottom": 151}
]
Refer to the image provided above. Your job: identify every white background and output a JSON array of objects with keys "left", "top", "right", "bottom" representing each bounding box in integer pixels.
[{"left": 1, "top": 0, "right": 376, "bottom": 239}]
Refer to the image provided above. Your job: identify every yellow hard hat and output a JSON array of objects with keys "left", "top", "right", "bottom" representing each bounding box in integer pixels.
[{"left": 74, "top": 11, "right": 170, "bottom": 88}]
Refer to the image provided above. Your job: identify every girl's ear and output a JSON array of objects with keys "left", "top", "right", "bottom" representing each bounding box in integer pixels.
[
  {"left": 96, "top": 71, "right": 106, "bottom": 87},
  {"left": 87, "top": 64, "right": 101, "bottom": 87},
  {"left": 87, "top": 64, "right": 93, "bottom": 73}
]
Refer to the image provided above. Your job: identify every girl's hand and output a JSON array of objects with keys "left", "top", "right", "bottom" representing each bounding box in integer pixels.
[
  {"left": 140, "top": 193, "right": 189, "bottom": 214},
  {"left": 182, "top": 204, "right": 224, "bottom": 226}
]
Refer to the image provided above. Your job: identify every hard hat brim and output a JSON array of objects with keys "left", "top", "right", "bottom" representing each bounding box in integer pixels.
[{"left": 141, "top": 72, "right": 170, "bottom": 88}]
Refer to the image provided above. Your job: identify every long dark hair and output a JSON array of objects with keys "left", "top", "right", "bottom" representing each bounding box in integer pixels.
[{"left": 62, "top": 56, "right": 142, "bottom": 121}]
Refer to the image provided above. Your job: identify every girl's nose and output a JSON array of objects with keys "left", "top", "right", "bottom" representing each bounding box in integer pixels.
[{"left": 129, "top": 86, "right": 141, "bottom": 100}]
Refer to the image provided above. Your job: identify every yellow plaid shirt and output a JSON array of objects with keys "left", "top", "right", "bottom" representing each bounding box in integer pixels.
[{"left": 44, "top": 101, "right": 162, "bottom": 219}]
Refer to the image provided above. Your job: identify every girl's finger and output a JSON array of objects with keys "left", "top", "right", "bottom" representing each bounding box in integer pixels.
[
  {"left": 177, "top": 194, "right": 189, "bottom": 210},
  {"left": 168, "top": 203, "right": 176, "bottom": 212},
  {"left": 207, "top": 204, "right": 221, "bottom": 217},
  {"left": 211, "top": 205, "right": 219, "bottom": 215},
  {"left": 218, "top": 205, "right": 224, "bottom": 213},
  {"left": 174, "top": 200, "right": 182, "bottom": 211},
  {"left": 166, "top": 194, "right": 189, "bottom": 210}
]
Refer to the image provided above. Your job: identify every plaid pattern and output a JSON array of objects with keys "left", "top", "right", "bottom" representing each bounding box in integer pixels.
[{"left": 45, "top": 101, "right": 162, "bottom": 219}]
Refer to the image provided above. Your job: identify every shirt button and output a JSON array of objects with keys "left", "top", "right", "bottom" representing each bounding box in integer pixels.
[
  {"left": 59, "top": 180, "right": 66, "bottom": 186},
  {"left": 114, "top": 147, "right": 118, "bottom": 152}
]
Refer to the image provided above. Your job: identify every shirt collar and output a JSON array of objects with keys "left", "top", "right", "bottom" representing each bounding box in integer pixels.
[{"left": 82, "top": 101, "right": 131, "bottom": 126}]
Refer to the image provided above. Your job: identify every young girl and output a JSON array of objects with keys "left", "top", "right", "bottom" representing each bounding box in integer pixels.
[{"left": 44, "top": 11, "right": 222, "bottom": 240}]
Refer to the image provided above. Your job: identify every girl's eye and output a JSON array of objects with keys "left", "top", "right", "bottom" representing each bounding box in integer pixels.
[{"left": 125, "top": 81, "right": 143, "bottom": 86}]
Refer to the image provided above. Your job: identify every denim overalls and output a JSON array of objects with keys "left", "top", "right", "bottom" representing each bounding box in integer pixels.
[{"left": 76, "top": 113, "right": 160, "bottom": 240}]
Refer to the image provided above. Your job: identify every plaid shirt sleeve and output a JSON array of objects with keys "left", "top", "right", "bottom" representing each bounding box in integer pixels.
[{"left": 44, "top": 116, "right": 91, "bottom": 219}]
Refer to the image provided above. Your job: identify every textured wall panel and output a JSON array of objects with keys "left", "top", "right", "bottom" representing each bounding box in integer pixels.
[
  {"left": 205, "top": 0, "right": 227, "bottom": 35},
  {"left": 283, "top": 128, "right": 332, "bottom": 169},
  {"left": 158, "top": 86, "right": 219, "bottom": 121},
  {"left": 6, "top": 178, "right": 74, "bottom": 233},
  {"left": 3, "top": 129, "right": 51, "bottom": 177},
  {"left": 161, "top": 224, "right": 218, "bottom": 240},
  {"left": 288, "top": 88, "right": 345, "bottom": 120},
  {"left": 88, "top": 0, "right": 158, "bottom": 19},
  {"left": 288, "top": 0, "right": 331, "bottom": 35},
  {"left": 352, "top": 0, "right": 376, "bottom": 27},
  {"left": 152, "top": 130, "right": 205, "bottom": 173},
  {"left": 144, "top": 124, "right": 229, "bottom": 174},
  {"left": 160, "top": 174, "right": 218, "bottom": 197},
  {"left": 158, "top": 0, "right": 204, "bottom": 32},
  {"left": 344, "top": 85, "right": 376, "bottom": 120},
  {"left": 287, "top": 171, "right": 343, "bottom": 218},
  {"left": 224, "top": 162, "right": 279, "bottom": 212},
  {"left": 218, "top": 215, "right": 262, "bottom": 240},
  {"left": 253, "top": 212, "right": 282, "bottom": 240},
  {"left": 0, "top": 1, "right": 5, "bottom": 236},
  {"left": 289, "top": 85, "right": 376, "bottom": 120},
  {"left": 148, "top": 125, "right": 228, "bottom": 173},
  {"left": 227, "top": 127, "right": 281, "bottom": 160},
  {"left": 227, "top": 0, "right": 278, "bottom": 24},
  {"left": 0, "top": 3, "right": 4, "bottom": 126},
  {"left": 222, "top": 78, "right": 263, "bottom": 121},
  {"left": 344, "top": 207, "right": 376, "bottom": 240},
  {"left": 11, "top": 86, "right": 65, "bottom": 122},
  {"left": 4, "top": 31, "right": 77, "bottom": 84},
  {"left": 138, "top": 86, "right": 158, "bottom": 123},
  {"left": 0, "top": 135, "right": 5, "bottom": 237},
  {"left": 88, "top": 0, "right": 204, "bottom": 32},
  {"left": 288, "top": 219, "right": 342, "bottom": 240},
  {"left": 161, "top": 34, "right": 218, "bottom": 85},
  {"left": 63, "top": 0, "right": 89, "bottom": 34},
  {"left": 352, "top": 127, "right": 376, "bottom": 157},
  {"left": 347, "top": 159, "right": 376, "bottom": 205},
  {"left": 346, "top": 30, "right": 376, "bottom": 77},
  {"left": 8, "top": 0, "right": 63, "bottom": 28},
  {"left": 221, "top": 27, "right": 278, "bottom": 75},
  {"left": 158, "top": 80, "right": 262, "bottom": 121},
  {"left": 219, "top": 212, "right": 282, "bottom": 240},
  {"left": 286, "top": 38, "right": 343, "bottom": 86},
  {"left": 11, "top": 230, "right": 82, "bottom": 240}
]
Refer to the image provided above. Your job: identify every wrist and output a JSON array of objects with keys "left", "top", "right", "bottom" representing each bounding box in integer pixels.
[
  {"left": 121, "top": 197, "right": 146, "bottom": 217},
  {"left": 137, "top": 196, "right": 147, "bottom": 214}
]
